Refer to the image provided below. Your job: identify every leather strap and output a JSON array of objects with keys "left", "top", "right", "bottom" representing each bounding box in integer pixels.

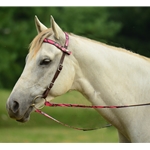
[
  {"left": 42, "top": 32, "right": 70, "bottom": 99},
  {"left": 42, "top": 53, "right": 66, "bottom": 99}
]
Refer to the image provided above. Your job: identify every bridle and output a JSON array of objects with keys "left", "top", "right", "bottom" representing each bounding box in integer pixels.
[
  {"left": 42, "top": 32, "right": 71, "bottom": 99},
  {"left": 33, "top": 32, "right": 150, "bottom": 131},
  {"left": 31, "top": 32, "right": 71, "bottom": 107}
]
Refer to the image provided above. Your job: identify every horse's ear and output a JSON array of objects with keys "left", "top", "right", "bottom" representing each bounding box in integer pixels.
[
  {"left": 51, "top": 15, "right": 64, "bottom": 40},
  {"left": 35, "top": 16, "right": 48, "bottom": 34}
]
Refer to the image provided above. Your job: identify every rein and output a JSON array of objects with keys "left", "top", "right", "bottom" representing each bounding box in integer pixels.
[
  {"left": 34, "top": 32, "right": 150, "bottom": 131},
  {"left": 35, "top": 101, "right": 150, "bottom": 131},
  {"left": 44, "top": 101, "right": 150, "bottom": 109},
  {"left": 35, "top": 100, "right": 150, "bottom": 131}
]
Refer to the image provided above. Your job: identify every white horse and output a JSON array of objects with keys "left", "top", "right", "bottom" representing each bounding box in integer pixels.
[{"left": 6, "top": 15, "right": 150, "bottom": 143}]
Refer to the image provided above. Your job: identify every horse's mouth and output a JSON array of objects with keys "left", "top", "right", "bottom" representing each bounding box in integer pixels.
[
  {"left": 16, "top": 102, "right": 44, "bottom": 123},
  {"left": 16, "top": 106, "right": 34, "bottom": 123},
  {"left": 7, "top": 97, "right": 45, "bottom": 123}
]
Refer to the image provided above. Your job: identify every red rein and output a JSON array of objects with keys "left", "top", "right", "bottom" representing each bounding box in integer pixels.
[
  {"left": 44, "top": 101, "right": 150, "bottom": 108},
  {"left": 35, "top": 101, "right": 150, "bottom": 131}
]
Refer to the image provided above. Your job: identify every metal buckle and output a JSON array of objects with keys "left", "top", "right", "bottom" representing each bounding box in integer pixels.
[
  {"left": 58, "top": 64, "right": 63, "bottom": 71},
  {"left": 48, "top": 82, "right": 54, "bottom": 89}
]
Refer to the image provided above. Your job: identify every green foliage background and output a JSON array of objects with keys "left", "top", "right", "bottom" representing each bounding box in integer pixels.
[{"left": 0, "top": 7, "right": 150, "bottom": 89}]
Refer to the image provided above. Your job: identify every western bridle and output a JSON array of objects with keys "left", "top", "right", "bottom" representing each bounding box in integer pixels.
[{"left": 33, "top": 32, "right": 150, "bottom": 131}]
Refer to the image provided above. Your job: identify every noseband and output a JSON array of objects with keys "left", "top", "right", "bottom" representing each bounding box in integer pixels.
[{"left": 42, "top": 32, "right": 71, "bottom": 99}]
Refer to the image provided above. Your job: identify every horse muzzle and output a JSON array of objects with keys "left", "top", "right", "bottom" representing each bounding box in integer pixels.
[
  {"left": 6, "top": 95, "right": 34, "bottom": 122},
  {"left": 6, "top": 93, "right": 45, "bottom": 122}
]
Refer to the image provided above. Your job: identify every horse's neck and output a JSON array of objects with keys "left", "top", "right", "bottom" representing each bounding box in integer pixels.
[
  {"left": 70, "top": 34, "right": 150, "bottom": 126},
  {"left": 69, "top": 35, "right": 150, "bottom": 141},
  {"left": 70, "top": 36, "right": 109, "bottom": 102},
  {"left": 70, "top": 34, "right": 150, "bottom": 137},
  {"left": 70, "top": 35, "right": 150, "bottom": 103}
]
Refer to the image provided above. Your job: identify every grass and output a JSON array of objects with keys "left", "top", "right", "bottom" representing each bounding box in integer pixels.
[
  {"left": 0, "top": 126, "right": 118, "bottom": 143},
  {"left": 0, "top": 89, "right": 118, "bottom": 143}
]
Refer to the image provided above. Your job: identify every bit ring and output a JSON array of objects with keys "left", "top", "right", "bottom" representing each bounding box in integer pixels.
[{"left": 31, "top": 95, "right": 45, "bottom": 109}]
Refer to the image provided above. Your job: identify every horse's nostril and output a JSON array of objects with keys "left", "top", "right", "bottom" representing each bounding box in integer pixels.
[{"left": 12, "top": 101, "right": 19, "bottom": 114}]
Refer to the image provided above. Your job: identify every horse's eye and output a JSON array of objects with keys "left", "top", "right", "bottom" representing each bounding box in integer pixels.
[{"left": 40, "top": 58, "right": 51, "bottom": 66}]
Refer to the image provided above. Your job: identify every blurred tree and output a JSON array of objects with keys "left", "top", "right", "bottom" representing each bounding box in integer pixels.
[
  {"left": 107, "top": 7, "right": 150, "bottom": 57},
  {"left": 0, "top": 7, "right": 149, "bottom": 89}
]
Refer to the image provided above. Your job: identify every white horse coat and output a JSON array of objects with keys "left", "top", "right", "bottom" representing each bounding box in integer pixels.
[{"left": 6, "top": 16, "right": 150, "bottom": 142}]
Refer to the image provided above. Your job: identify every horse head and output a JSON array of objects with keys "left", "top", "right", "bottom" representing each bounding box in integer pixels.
[{"left": 6, "top": 16, "right": 76, "bottom": 122}]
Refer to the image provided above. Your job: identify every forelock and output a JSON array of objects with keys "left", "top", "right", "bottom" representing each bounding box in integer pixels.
[{"left": 29, "top": 28, "right": 53, "bottom": 57}]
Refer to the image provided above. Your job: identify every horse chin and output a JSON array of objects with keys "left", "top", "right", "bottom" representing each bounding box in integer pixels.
[
  {"left": 17, "top": 116, "right": 30, "bottom": 123},
  {"left": 16, "top": 106, "right": 33, "bottom": 123}
]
